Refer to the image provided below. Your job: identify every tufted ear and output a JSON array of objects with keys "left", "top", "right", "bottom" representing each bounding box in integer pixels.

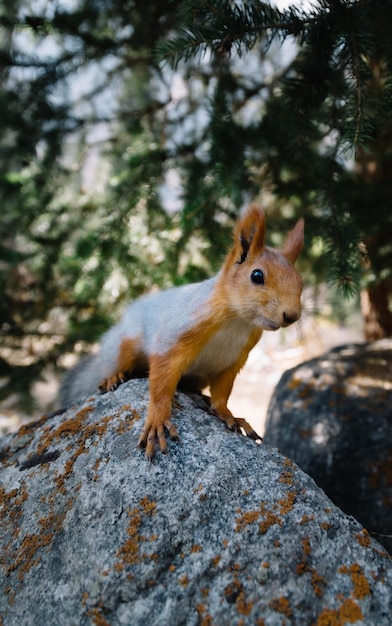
[
  {"left": 281, "top": 218, "right": 304, "bottom": 264},
  {"left": 234, "top": 205, "right": 266, "bottom": 264}
]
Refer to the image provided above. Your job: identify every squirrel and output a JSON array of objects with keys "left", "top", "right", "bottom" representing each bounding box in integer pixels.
[{"left": 59, "top": 205, "right": 304, "bottom": 459}]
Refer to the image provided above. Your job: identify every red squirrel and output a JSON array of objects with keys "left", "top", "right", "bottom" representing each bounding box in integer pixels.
[{"left": 59, "top": 205, "right": 304, "bottom": 459}]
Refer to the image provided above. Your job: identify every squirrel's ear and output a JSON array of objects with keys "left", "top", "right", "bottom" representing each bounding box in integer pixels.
[
  {"left": 281, "top": 218, "right": 304, "bottom": 264},
  {"left": 234, "top": 205, "right": 266, "bottom": 264}
]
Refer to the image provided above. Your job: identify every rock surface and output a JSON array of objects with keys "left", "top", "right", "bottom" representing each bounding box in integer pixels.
[
  {"left": 1, "top": 378, "right": 392, "bottom": 625},
  {"left": 264, "top": 339, "right": 392, "bottom": 553}
]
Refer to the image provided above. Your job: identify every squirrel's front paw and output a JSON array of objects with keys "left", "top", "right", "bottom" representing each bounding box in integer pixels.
[
  {"left": 98, "top": 372, "right": 127, "bottom": 394},
  {"left": 211, "top": 408, "right": 262, "bottom": 442},
  {"left": 138, "top": 419, "right": 179, "bottom": 461}
]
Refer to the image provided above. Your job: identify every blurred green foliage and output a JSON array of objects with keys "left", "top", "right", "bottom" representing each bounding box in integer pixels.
[{"left": 1, "top": 0, "right": 392, "bottom": 410}]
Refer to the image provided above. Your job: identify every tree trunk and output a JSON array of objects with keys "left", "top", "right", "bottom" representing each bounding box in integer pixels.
[
  {"left": 354, "top": 55, "right": 392, "bottom": 340},
  {"left": 361, "top": 280, "right": 392, "bottom": 341}
]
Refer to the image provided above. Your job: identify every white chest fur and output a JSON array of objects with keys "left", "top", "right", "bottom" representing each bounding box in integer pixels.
[{"left": 185, "top": 318, "right": 255, "bottom": 378}]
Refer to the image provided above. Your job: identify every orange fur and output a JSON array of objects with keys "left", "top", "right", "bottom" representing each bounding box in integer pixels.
[
  {"left": 98, "top": 337, "right": 146, "bottom": 393},
  {"left": 281, "top": 218, "right": 305, "bottom": 263},
  {"left": 138, "top": 317, "right": 225, "bottom": 459},
  {"left": 118, "top": 337, "right": 139, "bottom": 373}
]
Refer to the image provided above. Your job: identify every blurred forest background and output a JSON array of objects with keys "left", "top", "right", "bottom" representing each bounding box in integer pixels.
[{"left": 1, "top": 0, "right": 392, "bottom": 422}]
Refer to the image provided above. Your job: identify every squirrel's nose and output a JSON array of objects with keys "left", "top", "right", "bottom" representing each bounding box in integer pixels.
[{"left": 283, "top": 311, "right": 300, "bottom": 326}]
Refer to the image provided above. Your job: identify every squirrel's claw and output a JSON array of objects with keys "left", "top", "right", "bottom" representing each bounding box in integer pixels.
[
  {"left": 138, "top": 420, "right": 179, "bottom": 460},
  {"left": 98, "top": 372, "right": 127, "bottom": 395},
  {"left": 233, "top": 417, "right": 263, "bottom": 442},
  {"left": 211, "top": 408, "right": 262, "bottom": 442}
]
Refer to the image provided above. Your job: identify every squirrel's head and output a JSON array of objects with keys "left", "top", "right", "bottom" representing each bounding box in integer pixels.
[{"left": 222, "top": 205, "right": 304, "bottom": 331}]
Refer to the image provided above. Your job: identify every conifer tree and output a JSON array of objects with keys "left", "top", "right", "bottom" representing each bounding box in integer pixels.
[
  {"left": 1, "top": 0, "right": 392, "bottom": 411},
  {"left": 159, "top": 0, "right": 392, "bottom": 339}
]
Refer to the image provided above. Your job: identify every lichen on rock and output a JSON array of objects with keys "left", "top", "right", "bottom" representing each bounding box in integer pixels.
[{"left": 1, "top": 378, "right": 391, "bottom": 625}]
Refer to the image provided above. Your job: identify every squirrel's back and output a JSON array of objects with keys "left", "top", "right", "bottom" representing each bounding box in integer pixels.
[{"left": 59, "top": 276, "right": 218, "bottom": 407}]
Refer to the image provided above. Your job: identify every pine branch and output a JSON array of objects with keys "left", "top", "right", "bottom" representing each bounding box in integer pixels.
[{"left": 156, "top": 0, "right": 318, "bottom": 67}]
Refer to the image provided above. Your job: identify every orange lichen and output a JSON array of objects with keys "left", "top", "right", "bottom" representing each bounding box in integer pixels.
[
  {"left": 178, "top": 574, "right": 189, "bottom": 587},
  {"left": 338, "top": 599, "right": 364, "bottom": 622},
  {"left": 196, "top": 604, "right": 213, "bottom": 626},
  {"left": 236, "top": 591, "right": 253, "bottom": 616},
  {"left": 35, "top": 406, "right": 96, "bottom": 457},
  {"left": 296, "top": 562, "right": 308, "bottom": 576},
  {"left": 315, "top": 561, "right": 371, "bottom": 625},
  {"left": 38, "top": 511, "right": 66, "bottom": 533},
  {"left": 212, "top": 555, "right": 221, "bottom": 568},
  {"left": 93, "top": 457, "right": 104, "bottom": 480},
  {"left": 302, "top": 536, "right": 312, "bottom": 556},
  {"left": 259, "top": 511, "right": 282, "bottom": 535},
  {"left": 355, "top": 529, "right": 371, "bottom": 548},
  {"left": 311, "top": 569, "right": 326, "bottom": 597},
  {"left": 278, "top": 471, "right": 294, "bottom": 485},
  {"left": 139, "top": 496, "right": 157, "bottom": 517},
  {"left": 42, "top": 408, "right": 136, "bottom": 497},
  {"left": 0, "top": 485, "right": 29, "bottom": 540},
  {"left": 7, "top": 530, "right": 54, "bottom": 579},
  {"left": 16, "top": 413, "right": 51, "bottom": 438},
  {"left": 278, "top": 490, "right": 296, "bottom": 514},
  {"left": 116, "top": 512, "right": 141, "bottom": 568},
  {"left": 236, "top": 489, "right": 297, "bottom": 535},
  {"left": 338, "top": 564, "right": 370, "bottom": 600},
  {"left": 295, "top": 535, "right": 326, "bottom": 597},
  {"left": 296, "top": 561, "right": 326, "bottom": 598},
  {"left": 114, "top": 497, "right": 157, "bottom": 572},
  {"left": 1, "top": 484, "right": 69, "bottom": 584},
  {"left": 191, "top": 544, "right": 202, "bottom": 553},
  {"left": 300, "top": 514, "right": 315, "bottom": 525},
  {"left": 224, "top": 579, "right": 243, "bottom": 603},
  {"left": 1, "top": 400, "right": 148, "bottom": 612},
  {"left": 315, "top": 598, "right": 363, "bottom": 625},
  {"left": 114, "top": 407, "right": 141, "bottom": 434},
  {"left": 87, "top": 607, "right": 111, "bottom": 626},
  {"left": 235, "top": 510, "right": 260, "bottom": 530},
  {"left": 297, "top": 383, "right": 314, "bottom": 400},
  {"left": 288, "top": 377, "right": 302, "bottom": 390},
  {"left": 235, "top": 501, "right": 283, "bottom": 536},
  {"left": 269, "top": 596, "right": 292, "bottom": 616}
]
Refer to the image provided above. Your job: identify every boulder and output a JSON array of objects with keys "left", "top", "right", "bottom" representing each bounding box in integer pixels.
[
  {"left": 1, "top": 378, "right": 391, "bottom": 625},
  {"left": 264, "top": 339, "right": 392, "bottom": 553}
]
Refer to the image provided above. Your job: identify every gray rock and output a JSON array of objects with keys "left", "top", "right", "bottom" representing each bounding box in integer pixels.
[
  {"left": 1, "top": 378, "right": 391, "bottom": 626},
  {"left": 264, "top": 339, "right": 392, "bottom": 554}
]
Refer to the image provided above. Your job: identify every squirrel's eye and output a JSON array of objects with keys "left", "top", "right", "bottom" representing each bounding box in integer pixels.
[{"left": 251, "top": 269, "right": 265, "bottom": 285}]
